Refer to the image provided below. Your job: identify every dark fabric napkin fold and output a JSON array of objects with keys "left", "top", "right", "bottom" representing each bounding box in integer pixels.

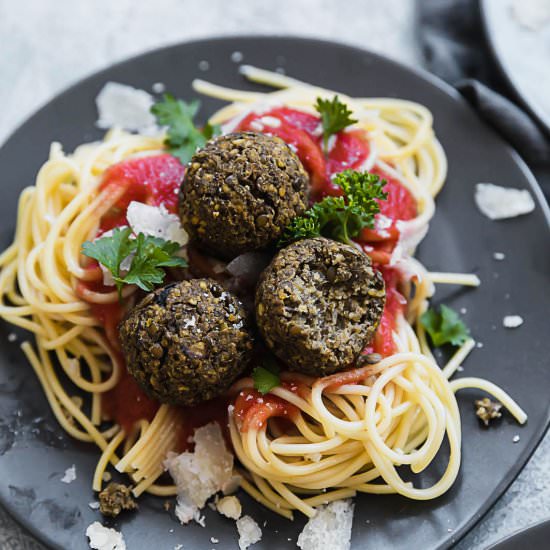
[{"left": 416, "top": 0, "right": 550, "bottom": 200}]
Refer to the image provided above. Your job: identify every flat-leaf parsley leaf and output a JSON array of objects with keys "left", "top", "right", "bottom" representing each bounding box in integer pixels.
[
  {"left": 151, "top": 94, "right": 220, "bottom": 163},
  {"left": 82, "top": 227, "right": 187, "bottom": 298},
  {"left": 252, "top": 357, "right": 281, "bottom": 394},
  {"left": 420, "top": 304, "right": 470, "bottom": 347},
  {"left": 315, "top": 95, "right": 358, "bottom": 153},
  {"left": 279, "top": 170, "right": 387, "bottom": 246}
]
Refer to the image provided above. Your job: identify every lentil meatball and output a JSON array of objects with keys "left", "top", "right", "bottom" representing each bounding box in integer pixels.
[
  {"left": 180, "top": 132, "right": 309, "bottom": 259},
  {"left": 119, "top": 279, "right": 253, "bottom": 406},
  {"left": 255, "top": 237, "right": 385, "bottom": 375}
]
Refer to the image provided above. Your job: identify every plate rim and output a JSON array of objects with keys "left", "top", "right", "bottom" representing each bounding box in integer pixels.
[
  {"left": 488, "top": 516, "right": 550, "bottom": 549},
  {"left": 480, "top": 0, "right": 550, "bottom": 136},
  {"left": 0, "top": 34, "right": 549, "bottom": 550}
]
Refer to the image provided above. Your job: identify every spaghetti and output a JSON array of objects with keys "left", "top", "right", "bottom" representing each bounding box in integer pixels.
[{"left": 0, "top": 68, "right": 526, "bottom": 520}]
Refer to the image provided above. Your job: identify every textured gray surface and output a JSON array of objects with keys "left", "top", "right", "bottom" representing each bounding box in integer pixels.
[{"left": 0, "top": 1, "right": 548, "bottom": 549}]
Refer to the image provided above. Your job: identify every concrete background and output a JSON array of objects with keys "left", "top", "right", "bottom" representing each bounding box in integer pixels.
[{"left": 0, "top": 0, "right": 548, "bottom": 548}]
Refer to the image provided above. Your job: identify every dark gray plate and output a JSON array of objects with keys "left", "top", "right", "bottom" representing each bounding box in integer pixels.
[
  {"left": 481, "top": 0, "right": 550, "bottom": 133},
  {"left": 0, "top": 36, "right": 548, "bottom": 550},
  {"left": 489, "top": 518, "right": 550, "bottom": 549}
]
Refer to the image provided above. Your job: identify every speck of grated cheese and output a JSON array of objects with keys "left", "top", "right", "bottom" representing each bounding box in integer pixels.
[
  {"left": 513, "top": 435, "right": 521, "bottom": 443},
  {"left": 152, "top": 82, "right": 166, "bottom": 94},
  {"left": 61, "top": 464, "right": 76, "bottom": 484},
  {"left": 198, "top": 60, "right": 210, "bottom": 71},
  {"left": 503, "top": 315, "right": 524, "bottom": 328},
  {"left": 89, "top": 501, "right": 100, "bottom": 510},
  {"left": 493, "top": 252, "right": 506, "bottom": 261},
  {"left": 231, "top": 51, "right": 244, "bottom": 63},
  {"left": 7, "top": 333, "right": 17, "bottom": 342}
]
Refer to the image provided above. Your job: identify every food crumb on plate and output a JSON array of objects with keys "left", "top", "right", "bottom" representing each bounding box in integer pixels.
[
  {"left": 61, "top": 464, "right": 76, "bottom": 484},
  {"left": 474, "top": 183, "right": 535, "bottom": 220},
  {"left": 513, "top": 435, "right": 521, "bottom": 443},
  {"left": 503, "top": 315, "right": 524, "bottom": 328},
  {"left": 7, "top": 333, "right": 17, "bottom": 342},
  {"left": 86, "top": 521, "right": 126, "bottom": 550},
  {"left": 211, "top": 537, "right": 219, "bottom": 544},
  {"left": 493, "top": 252, "right": 506, "bottom": 261},
  {"left": 199, "top": 60, "right": 210, "bottom": 71},
  {"left": 152, "top": 82, "right": 166, "bottom": 94},
  {"left": 237, "top": 515, "right": 262, "bottom": 550}
]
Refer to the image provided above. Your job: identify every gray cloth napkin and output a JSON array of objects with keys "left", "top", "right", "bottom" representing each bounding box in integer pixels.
[{"left": 417, "top": 0, "right": 550, "bottom": 199}]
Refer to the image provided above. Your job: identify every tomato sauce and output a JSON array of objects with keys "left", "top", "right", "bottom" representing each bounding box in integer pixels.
[
  {"left": 102, "top": 364, "right": 160, "bottom": 433},
  {"left": 234, "top": 389, "right": 298, "bottom": 432},
  {"left": 98, "top": 154, "right": 184, "bottom": 233}
]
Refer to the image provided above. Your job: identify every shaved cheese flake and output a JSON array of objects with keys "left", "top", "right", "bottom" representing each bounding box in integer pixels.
[
  {"left": 164, "top": 423, "right": 234, "bottom": 526},
  {"left": 236, "top": 515, "right": 262, "bottom": 550},
  {"left": 86, "top": 522, "right": 126, "bottom": 550},
  {"left": 96, "top": 82, "right": 156, "bottom": 132},
  {"left": 297, "top": 500, "right": 355, "bottom": 550},
  {"left": 126, "top": 201, "right": 188, "bottom": 245},
  {"left": 474, "top": 183, "right": 535, "bottom": 220}
]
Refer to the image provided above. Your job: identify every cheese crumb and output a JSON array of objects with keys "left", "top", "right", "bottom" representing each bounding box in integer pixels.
[
  {"left": 503, "top": 315, "right": 524, "bottom": 328},
  {"left": 297, "top": 500, "right": 355, "bottom": 550},
  {"left": 210, "top": 537, "right": 219, "bottom": 544},
  {"left": 236, "top": 515, "right": 262, "bottom": 550},
  {"left": 216, "top": 495, "right": 242, "bottom": 520},
  {"left": 86, "top": 522, "right": 126, "bottom": 550},
  {"left": 126, "top": 201, "right": 188, "bottom": 246},
  {"left": 7, "top": 333, "right": 17, "bottom": 342},
  {"left": 96, "top": 82, "right": 156, "bottom": 132},
  {"left": 164, "top": 423, "right": 234, "bottom": 525},
  {"left": 61, "top": 465, "right": 76, "bottom": 484},
  {"left": 513, "top": 434, "right": 521, "bottom": 443},
  {"left": 152, "top": 82, "right": 166, "bottom": 94},
  {"left": 474, "top": 183, "right": 535, "bottom": 220},
  {"left": 493, "top": 252, "right": 506, "bottom": 261},
  {"left": 89, "top": 501, "right": 100, "bottom": 510}
]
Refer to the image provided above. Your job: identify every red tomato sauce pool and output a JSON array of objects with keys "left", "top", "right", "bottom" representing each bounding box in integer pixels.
[{"left": 98, "top": 154, "right": 184, "bottom": 232}]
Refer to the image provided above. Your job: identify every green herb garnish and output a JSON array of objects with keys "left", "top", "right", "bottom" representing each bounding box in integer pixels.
[
  {"left": 82, "top": 227, "right": 187, "bottom": 298},
  {"left": 315, "top": 95, "right": 358, "bottom": 153},
  {"left": 279, "top": 170, "right": 387, "bottom": 246},
  {"left": 420, "top": 305, "right": 470, "bottom": 347},
  {"left": 151, "top": 94, "right": 220, "bottom": 163},
  {"left": 252, "top": 357, "right": 281, "bottom": 394}
]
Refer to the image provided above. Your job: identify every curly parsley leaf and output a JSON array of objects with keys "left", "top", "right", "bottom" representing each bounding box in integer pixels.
[
  {"left": 81, "top": 228, "right": 187, "bottom": 298},
  {"left": 279, "top": 170, "right": 387, "bottom": 246},
  {"left": 252, "top": 357, "right": 281, "bottom": 394},
  {"left": 420, "top": 305, "right": 470, "bottom": 348},
  {"left": 151, "top": 94, "right": 221, "bottom": 163},
  {"left": 315, "top": 95, "right": 358, "bottom": 153}
]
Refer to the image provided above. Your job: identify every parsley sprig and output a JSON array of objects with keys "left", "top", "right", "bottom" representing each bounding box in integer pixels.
[
  {"left": 279, "top": 170, "right": 387, "bottom": 246},
  {"left": 315, "top": 95, "right": 358, "bottom": 153},
  {"left": 252, "top": 357, "right": 281, "bottom": 394},
  {"left": 151, "top": 94, "right": 220, "bottom": 163},
  {"left": 420, "top": 305, "right": 470, "bottom": 348},
  {"left": 82, "top": 227, "right": 187, "bottom": 298}
]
